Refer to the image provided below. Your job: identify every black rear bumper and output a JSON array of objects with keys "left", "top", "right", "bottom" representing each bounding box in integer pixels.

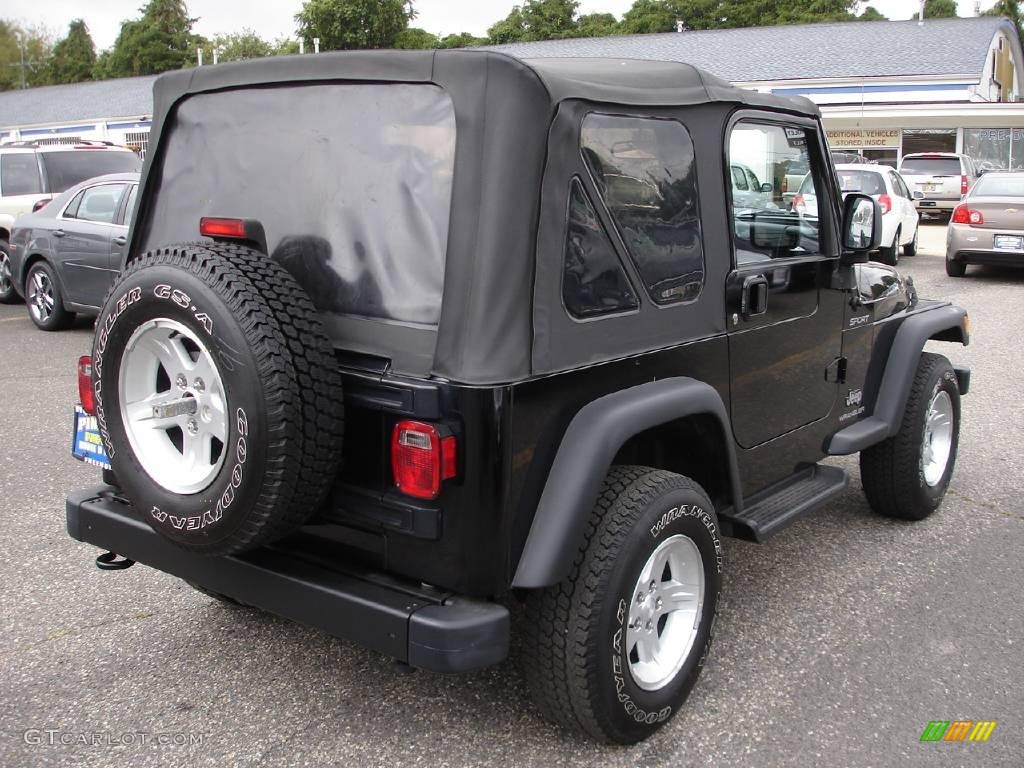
[{"left": 66, "top": 487, "right": 509, "bottom": 673}]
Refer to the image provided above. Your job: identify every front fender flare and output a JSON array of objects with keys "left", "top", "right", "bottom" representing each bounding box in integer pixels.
[
  {"left": 511, "top": 377, "right": 742, "bottom": 589},
  {"left": 828, "top": 303, "right": 969, "bottom": 455}
]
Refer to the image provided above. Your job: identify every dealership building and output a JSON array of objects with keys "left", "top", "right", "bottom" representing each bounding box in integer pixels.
[{"left": 1, "top": 16, "right": 1022, "bottom": 169}]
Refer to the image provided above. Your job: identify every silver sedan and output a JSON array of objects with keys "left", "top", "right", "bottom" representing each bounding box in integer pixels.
[{"left": 946, "top": 171, "right": 1024, "bottom": 277}]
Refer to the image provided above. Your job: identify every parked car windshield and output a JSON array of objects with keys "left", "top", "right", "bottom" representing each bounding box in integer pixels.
[
  {"left": 837, "top": 170, "right": 885, "bottom": 195},
  {"left": 41, "top": 151, "right": 142, "bottom": 193},
  {"left": 899, "top": 157, "right": 960, "bottom": 176},
  {"left": 969, "top": 173, "right": 1024, "bottom": 197}
]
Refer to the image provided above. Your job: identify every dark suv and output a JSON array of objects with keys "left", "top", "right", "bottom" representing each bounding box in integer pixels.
[{"left": 66, "top": 52, "right": 970, "bottom": 744}]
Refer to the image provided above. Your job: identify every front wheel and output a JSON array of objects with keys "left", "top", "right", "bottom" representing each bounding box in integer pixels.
[
  {"left": 0, "top": 244, "right": 19, "bottom": 304},
  {"left": 877, "top": 227, "right": 900, "bottom": 266},
  {"left": 903, "top": 224, "right": 919, "bottom": 257},
  {"left": 860, "top": 352, "right": 960, "bottom": 520},
  {"left": 521, "top": 466, "right": 723, "bottom": 743},
  {"left": 26, "top": 261, "right": 74, "bottom": 330}
]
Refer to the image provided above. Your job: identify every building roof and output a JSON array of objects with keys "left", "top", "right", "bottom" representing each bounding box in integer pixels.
[
  {"left": 491, "top": 17, "right": 1016, "bottom": 83},
  {"left": 0, "top": 75, "right": 156, "bottom": 130}
]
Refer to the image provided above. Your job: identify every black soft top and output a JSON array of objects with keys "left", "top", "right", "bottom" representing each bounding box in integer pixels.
[{"left": 135, "top": 51, "right": 819, "bottom": 385}]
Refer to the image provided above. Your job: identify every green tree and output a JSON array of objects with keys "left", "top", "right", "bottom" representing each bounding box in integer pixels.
[
  {"left": 295, "top": 0, "right": 414, "bottom": 50},
  {"left": 620, "top": 0, "right": 858, "bottom": 33},
  {"left": 96, "top": 0, "right": 200, "bottom": 78},
  {"left": 922, "top": 0, "right": 958, "bottom": 17},
  {"left": 983, "top": 0, "right": 1023, "bottom": 43},
  {"left": 858, "top": 5, "right": 887, "bottom": 20},
  {"left": 438, "top": 32, "right": 488, "bottom": 48},
  {"left": 488, "top": 0, "right": 581, "bottom": 42},
  {"left": 47, "top": 19, "right": 96, "bottom": 84},
  {"left": 620, "top": 0, "right": 676, "bottom": 33},
  {"left": 393, "top": 27, "right": 440, "bottom": 48},
  {"left": 573, "top": 12, "right": 621, "bottom": 37},
  {"left": 272, "top": 37, "right": 301, "bottom": 55},
  {"left": 0, "top": 21, "right": 54, "bottom": 89},
  {"left": 211, "top": 29, "right": 272, "bottom": 62}
]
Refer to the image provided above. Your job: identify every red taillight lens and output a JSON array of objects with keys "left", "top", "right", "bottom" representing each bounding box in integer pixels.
[
  {"left": 961, "top": 175, "right": 969, "bottom": 196},
  {"left": 792, "top": 193, "right": 805, "bottom": 211},
  {"left": 199, "top": 217, "right": 247, "bottom": 238},
  {"left": 32, "top": 198, "right": 51, "bottom": 213},
  {"left": 878, "top": 194, "right": 892, "bottom": 214},
  {"left": 951, "top": 204, "right": 984, "bottom": 225},
  {"left": 390, "top": 420, "right": 457, "bottom": 500},
  {"left": 78, "top": 356, "right": 95, "bottom": 415}
]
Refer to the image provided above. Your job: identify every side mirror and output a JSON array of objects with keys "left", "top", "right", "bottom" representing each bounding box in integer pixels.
[
  {"left": 841, "top": 193, "right": 882, "bottom": 264},
  {"left": 760, "top": 183, "right": 773, "bottom": 193},
  {"left": 912, "top": 190, "right": 925, "bottom": 200}
]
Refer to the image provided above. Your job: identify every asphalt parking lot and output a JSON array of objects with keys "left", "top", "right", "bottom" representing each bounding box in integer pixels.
[{"left": 1, "top": 223, "right": 1021, "bottom": 767}]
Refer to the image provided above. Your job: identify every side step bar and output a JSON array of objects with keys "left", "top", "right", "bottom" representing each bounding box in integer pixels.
[
  {"left": 66, "top": 486, "right": 509, "bottom": 673},
  {"left": 719, "top": 464, "right": 848, "bottom": 542}
]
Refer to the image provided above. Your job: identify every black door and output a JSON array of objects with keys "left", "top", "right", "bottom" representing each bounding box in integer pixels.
[{"left": 724, "top": 119, "right": 842, "bottom": 448}]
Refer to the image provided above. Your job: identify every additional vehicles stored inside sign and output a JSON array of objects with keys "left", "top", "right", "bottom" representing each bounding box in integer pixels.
[
  {"left": 64, "top": 51, "right": 971, "bottom": 744},
  {"left": 945, "top": 171, "right": 1024, "bottom": 277}
]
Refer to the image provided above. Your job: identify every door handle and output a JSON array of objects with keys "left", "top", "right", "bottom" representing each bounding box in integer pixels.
[
  {"left": 53, "top": 229, "right": 65, "bottom": 238},
  {"left": 741, "top": 274, "right": 769, "bottom": 318},
  {"left": 113, "top": 236, "right": 127, "bottom": 246}
]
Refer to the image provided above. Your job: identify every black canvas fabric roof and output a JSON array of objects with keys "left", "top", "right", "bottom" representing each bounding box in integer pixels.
[{"left": 133, "top": 50, "right": 819, "bottom": 384}]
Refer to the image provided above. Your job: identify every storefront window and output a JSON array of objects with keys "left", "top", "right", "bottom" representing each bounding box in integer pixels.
[
  {"left": 901, "top": 129, "right": 956, "bottom": 155},
  {"left": 964, "top": 128, "right": 1024, "bottom": 172}
]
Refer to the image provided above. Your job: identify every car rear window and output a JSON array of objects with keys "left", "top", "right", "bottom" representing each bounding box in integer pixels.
[
  {"left": 40, "top": 150, "right": 141, "bottom": 193},
  {"left": 837, "top": 170, "right": 885, "bottom": 195},
  {"left": 970, "top": 174, "right": 1024, "bottom": 197},
  {"left": 1, "top": 153, "right": 42, "bottom": 196},
  {"left": 899, "top": 157, "right": 960, "bottom": 176},
  {"left": 143, "top": 83, "right": 457, "bottom": 326}
]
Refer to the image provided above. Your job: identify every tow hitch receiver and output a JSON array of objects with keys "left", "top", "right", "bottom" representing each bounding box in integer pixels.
[{"left": 96, "top": 551, "right": 135, "bottom": 570}]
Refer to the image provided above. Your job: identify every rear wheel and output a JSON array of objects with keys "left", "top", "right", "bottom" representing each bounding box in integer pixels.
[
  {"left": 26, "top": 261, "right": 74, "bottom": 330},
  {"left": 877, "top": 227, "right": 900, "bottom": 266},
  {"left": 860, "top": 352, "right": 960, "bottom": 521},
  {"left": 521, "top": 466, "right": 723, "bottom": 743},
  {"left": 0, "top": 243, "right": 19, "bottom": 304},
  {"left": 92, "top": 242, "right": 344, "bottom": 555},
  {"left": 903, "top": 224, "right": 919, "bottom": 257},
  {"left": 945, "top": 255, "right": 966, "bottom": 277}
]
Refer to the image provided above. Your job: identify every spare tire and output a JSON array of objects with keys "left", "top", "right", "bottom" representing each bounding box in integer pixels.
[{"left": 91, "top": 242, "right": 343, "bottom": 555}]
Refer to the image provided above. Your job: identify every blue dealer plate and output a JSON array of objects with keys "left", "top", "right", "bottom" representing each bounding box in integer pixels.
[{"left": 72, "top": 406, "right": 111, "bottom": 470}]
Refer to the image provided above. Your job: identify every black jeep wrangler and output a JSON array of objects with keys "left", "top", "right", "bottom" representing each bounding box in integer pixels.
[{"left": 66, "top": 51, "right": 970, "bottom": 744}]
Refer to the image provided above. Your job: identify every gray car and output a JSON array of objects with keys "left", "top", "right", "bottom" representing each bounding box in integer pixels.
[
  {"left": 899, "top": 152, "right": 979, "bottom": 218},
  {"left": 945, "top": 171, "right": 1024, "bottom": 277},
  {"left": 8, "top": 172, "right": 139, "bottom": 330}
]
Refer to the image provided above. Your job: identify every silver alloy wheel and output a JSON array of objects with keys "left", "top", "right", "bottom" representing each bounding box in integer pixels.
[
  {"left": 118, "top": 318, "right": 229, "bottom": 495},
  {"left": 0, "top": 250, "right": 12, "bottom": 296},
  {"left": 626, "top": 533, "right": 705, "bottom": 691},
  {"left": 27, "top": 268, "right": 55, "bottom": 323},
  {"left": 922, "top": 390, "right": 954, "bottom": 487}
]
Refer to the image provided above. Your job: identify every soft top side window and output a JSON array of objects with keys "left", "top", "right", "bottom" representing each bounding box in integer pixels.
[
  {"left": 562, "top": 177, "right": 638, "bottom": 319},
  {"left": 581, "top": 114, "right": 705, "bottom": 305}
]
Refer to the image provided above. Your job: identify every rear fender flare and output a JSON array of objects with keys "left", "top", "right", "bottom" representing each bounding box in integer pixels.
[{"left": 511, "top": 377, "right": 742, "bottom": 589}]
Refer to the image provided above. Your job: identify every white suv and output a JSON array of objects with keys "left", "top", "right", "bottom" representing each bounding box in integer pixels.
[
  {"left": 898, "top": 152, "right": 979, "bottom": 219},
  {"left": 0, "top": 141, "right": 142, "bottom": 303}
]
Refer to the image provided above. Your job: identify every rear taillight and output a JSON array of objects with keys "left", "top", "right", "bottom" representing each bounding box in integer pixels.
[
  {"left": 792, "top": 193, "right": 805, "bottom": 212},
  {"left": 951, "top": 204, "right": 984, "bottom": 225},
  {"left": 200, "top": 217, "right": 247, "bottom": 238},
  {"left": 390, "top": 420, "right": 457, "bottom": 500},
  {"left": 32, "top": 198, "right": 51, "bottom": 213},
  {"left": 961, "top": 175, "right": 969, "bottom": 196},
  {"left": 78, "top": 356, "right": 95, "bottom": 415},
  {"left": 878, "top": 194, "right": 892, "bottom": 214}
]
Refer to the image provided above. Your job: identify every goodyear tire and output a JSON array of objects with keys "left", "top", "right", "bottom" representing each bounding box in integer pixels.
[
  {"left": 860, "top": 352, "right": 960, "bottom": 521},
  {"left": 91, "top": 242, "right": 343, "bottom": 555},
  {"left": 521, "top": 466, "right": 723, "bottom": 743}
]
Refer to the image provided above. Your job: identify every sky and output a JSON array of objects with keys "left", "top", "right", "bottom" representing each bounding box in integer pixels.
[{"left": 4, "top": 0, "right": 1003, "bottom": 51}]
